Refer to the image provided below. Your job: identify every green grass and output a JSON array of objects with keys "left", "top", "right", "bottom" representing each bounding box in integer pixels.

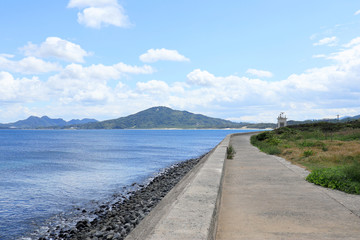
[
  {"left": 298, "top": 140, "right": 325, "bottom": 148},
  {"left": 303, "top": 150, "right": 314, "bottom": 157},
  {"left": 250, "top": 120, "right": 360, "bottom": 194}
]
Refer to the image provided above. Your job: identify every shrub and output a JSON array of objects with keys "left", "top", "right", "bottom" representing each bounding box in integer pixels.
[
  {"left": 274, "top": 127, "right": 293, "bottom": 135},
  {"left": 250, "top": 135, "right": 257, "bottom": 145},
  {"left": 266, "top": 146, "right": 281, "bottom": 155},
  {"left": 266, "top": 137, "right": 281, "bottom": 146},
  {"left": 256, "top": 132, "right": 271, "bottom": 141},
  {"left": 251, "top": 134, "right": 281, "bottom": 155},
  {"left": 306, "top": 166, "right": 360, "bottom": 194},
  {"left": 227, "top": 145, "right": 236, "bottom": 159},
  {"left": 343, "top": 162, "right": 360, "bottom": 182},
  {"left": 303, "top": 150, "right": 314, "bottom": 157}
]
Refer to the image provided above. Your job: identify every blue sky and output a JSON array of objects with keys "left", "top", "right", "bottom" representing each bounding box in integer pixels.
[{"left": 1, "top": 0, "right": 360, "bottom": 123}]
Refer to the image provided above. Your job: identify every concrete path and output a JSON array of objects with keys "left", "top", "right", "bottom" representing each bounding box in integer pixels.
[{"left": 216, "top": 133, "right": 360, "bottom": 240}]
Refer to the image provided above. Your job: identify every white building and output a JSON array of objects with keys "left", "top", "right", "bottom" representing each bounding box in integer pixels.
[{"left": 277, "top": 112, "right": 287, "bottom": 128}]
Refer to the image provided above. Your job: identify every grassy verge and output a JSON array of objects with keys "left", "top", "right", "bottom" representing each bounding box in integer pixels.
[{"left": 250, "top": 120, "right": 360, "bottom": 194}]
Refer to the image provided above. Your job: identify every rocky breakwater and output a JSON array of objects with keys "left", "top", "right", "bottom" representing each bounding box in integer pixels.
[{"left": 35, "top": 154, "right": 206, "bottom": 240}]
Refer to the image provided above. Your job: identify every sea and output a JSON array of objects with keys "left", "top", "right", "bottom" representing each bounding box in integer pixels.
[{"left": 0, "top": 129, "right": 256, "bottom": 239}]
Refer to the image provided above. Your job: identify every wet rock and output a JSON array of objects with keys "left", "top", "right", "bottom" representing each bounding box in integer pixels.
[
  {"left": 76, "top": 219, "right": 90, "bottom": 230},
  {"left": 95, "top": 231, "right": 104, "bottom": 237}
]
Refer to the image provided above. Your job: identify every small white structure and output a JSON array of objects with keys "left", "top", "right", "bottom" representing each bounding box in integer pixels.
[{"left": 277, "top": 112, "right": 287, "bottom": 128}]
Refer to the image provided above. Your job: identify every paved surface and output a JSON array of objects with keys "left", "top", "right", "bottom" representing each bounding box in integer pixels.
[
  {"left": 125, "top": 134, "right": 231, "bottom": 240},
  {"left": 216, "top": 133, "right": 360, "bottom": 240}
]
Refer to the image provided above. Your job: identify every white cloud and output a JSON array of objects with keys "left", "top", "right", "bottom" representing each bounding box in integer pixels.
[
  {"left": 327, "top": 38, "right": 360, "bottom": 68},
  {"left": 68, "top": 0, "right": 131, "bottom": 28},
  {"left": 55, "top": 63, "right": 120, "bottom": 82},
  {"left": 68, "top": 0, "right": 117, "bottom": 8},
  {"left": 312, "top": 54, "right": 327, "bottom": 58},
  {"left": 21, "top": 37, "right": 91, "bottom": 63},
  {"left": 343, "top": 37, "right": 360, "bottom": 48},
  {"left": 47, "top": 64, "right": 114, "bottom": 105},
  {"left": 0, "top": 55, "right": 61, "bottom": 74},
  {"left": 186, "top": 69, "right": 216, "bottom": 86},
  {"left": 114, "top": 62, "right": 155, "bottom": 74},
  {"left": 246, "top": 68, "right": 273, "bottom": 78},
  {"left": 139, "top": 48, "right": 190, "bottom": 63},
  {"left": 136, "top": 80, "right": 185, "bottom": 96},
  {"left": 0, "top": 71, "right": 46, "bottom": 102},
  {"left": 313, "top": 36, "right": 338, "bottom": 46},
  {"left": 355, "top": 10, "right": 360, "bottom": 15},
  {"left": 0, "top": 53, "right": 14, "bottom": 58},
  {"left": 136, "top": 80, "right": 170, "bottom": 95},
  {"left": 46, "top": 62, "right": 154, "bottom": 105}
]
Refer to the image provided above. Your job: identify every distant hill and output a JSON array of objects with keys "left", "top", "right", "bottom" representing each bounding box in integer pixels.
[
  {"left": 0, "top": 116, "right": 98, "bottom": 129},
  {"left": 341, "top": 114, "right": 360, "bottom": 122},
  {"left": 286, "top": 114, "right": 360, "bottom": 126},
  {"left": 244, "top": 122, "right": 277, "bottom": 129},
  {"left": 67, "top": 118, "right": 99, "bottom": 125},
  {"left": 72, "top": 106, "right": 248, "bottom": 129}
]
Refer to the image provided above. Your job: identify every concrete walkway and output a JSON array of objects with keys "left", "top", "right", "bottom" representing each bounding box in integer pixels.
[{"left": 216, "top": 133, "right": 360, "bottom": 240}]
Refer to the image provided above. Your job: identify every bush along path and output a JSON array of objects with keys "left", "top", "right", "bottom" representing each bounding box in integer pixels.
[
  {"left": 250, "top": 120, "right": 360, "bottom": 194},
  {"left": 226, "top": 145, "right": 236, "bottom": 159}
]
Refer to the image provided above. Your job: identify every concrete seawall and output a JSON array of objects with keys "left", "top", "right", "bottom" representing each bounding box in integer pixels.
[{"left": 125, "top": 132, "right": 242, "bottom": 240}]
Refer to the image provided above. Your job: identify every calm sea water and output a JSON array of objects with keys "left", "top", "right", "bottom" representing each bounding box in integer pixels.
[{"left": 0, "top": 129, "right": 255, "bottom": 239}]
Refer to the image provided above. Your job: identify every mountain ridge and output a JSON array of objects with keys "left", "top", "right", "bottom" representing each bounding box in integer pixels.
[
  {"left": 70, "top": 106, "right": 250, "bottom": 129},
  {"left": 0, "top": 116, "right": 98, "bottom": 129}
]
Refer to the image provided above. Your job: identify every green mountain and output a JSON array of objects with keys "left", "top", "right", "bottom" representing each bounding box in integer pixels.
[
  {"left": 73, "top": 106, "right": 247, "bottom": 129},
  {"left": 0, "top": 116, "right": 98, "bottom": 129}
]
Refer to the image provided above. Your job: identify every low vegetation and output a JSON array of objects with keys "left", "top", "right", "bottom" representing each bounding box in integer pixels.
[
  {"left": 250, "top": 120, "right": 360, "bottom": 194},
  {"left": 227, "top": 145, "right": 236, "bottom": 159}
]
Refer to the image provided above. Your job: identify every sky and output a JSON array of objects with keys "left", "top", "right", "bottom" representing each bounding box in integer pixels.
[{"left": 1, "top": 0, "right": 360, "bottom": 123}]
